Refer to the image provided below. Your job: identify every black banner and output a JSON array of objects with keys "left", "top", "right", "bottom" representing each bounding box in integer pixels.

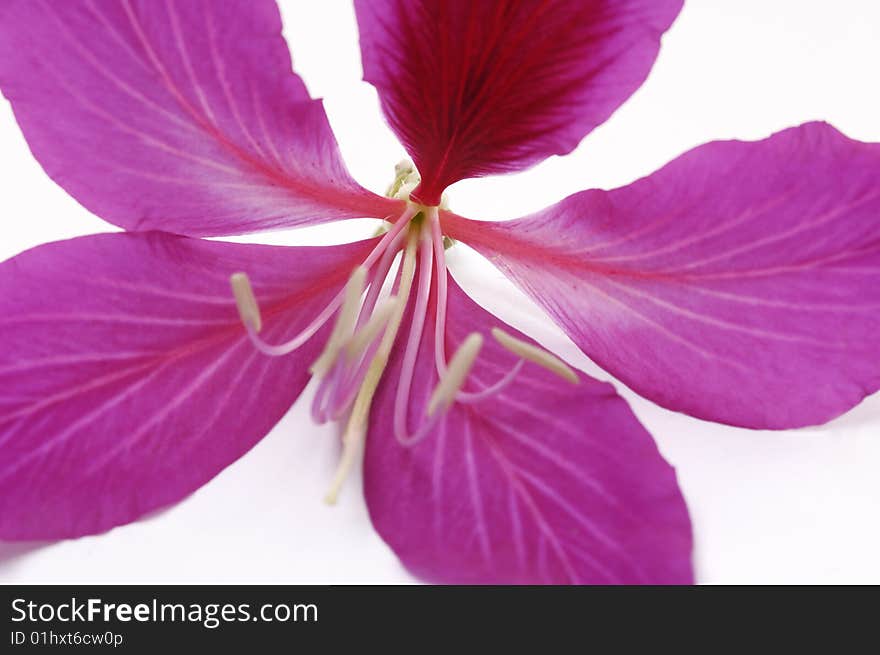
[{"left": 1, "top": 585, "right": 874, "bottom": 651}]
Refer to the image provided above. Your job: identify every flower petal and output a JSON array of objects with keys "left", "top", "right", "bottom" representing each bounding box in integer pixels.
[
  {"left": 443, "top": 122, "right": 880, "bottom": 429},
  {"left": 0, "top": 0, "right": 399, "bottom": 236},
  {"left": 354, "top": 0, "right": 682, "bottom": 205},
  {"left": 0, "top": 232, "right": 374, "bottom": 539},
  {"left": 364, "top": 274, "right": 692, "bottom": 584}
]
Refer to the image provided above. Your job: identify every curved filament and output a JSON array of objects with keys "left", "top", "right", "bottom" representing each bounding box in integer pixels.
[{"left": 393, "top": 231, "right": 434, "bottom": 445}]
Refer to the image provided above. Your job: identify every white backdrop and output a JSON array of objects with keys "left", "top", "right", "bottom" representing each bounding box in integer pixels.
[{"left": 1, "top": 0, "right": 879, "bottom": 584}]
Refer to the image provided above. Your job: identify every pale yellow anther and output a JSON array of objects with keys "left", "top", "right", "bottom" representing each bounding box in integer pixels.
[
  {"left": 394, "top": 159, "right": 415, "bottom": 177},
  {"left": 310, "top": 266, "right": 367, "bottom": 377},
  {"left": 230, "top": 272, "right": 262, "bottom": 333},
  {"left": 384, "top": 159, "right": 422, "bottom": 201},
  {"left": 395, "top": 174, "right": 420, "bottom": 201},
  {"left": 427, "top": 333, "right": 483, "bottom": 416},
  {"left": 491, "top": 328, "right": 579, "bottom": 384}
]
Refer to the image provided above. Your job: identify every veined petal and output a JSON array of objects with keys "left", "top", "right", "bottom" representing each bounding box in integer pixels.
[
  {"left": 443, "top": 123, "right": 880, "bottom": 429},
  {"left": 354, "top": 0, "right": 682, "bottom": 205},
  {"left": 0, "top": 0, "right": 399, "bottom": 237},
  {"left": 0, "top": 232, "right": 375, "bottom": 539},
  {"left": 364, "top": 274, "right": 692, "bottom": 584}
]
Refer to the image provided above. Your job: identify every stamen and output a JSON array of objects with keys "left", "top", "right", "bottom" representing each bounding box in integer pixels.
[
  {"left": 240, "top": 298, "right": 336, "bottom": 358},
  {"left": 427, "top": 333, "right": 484, "bottom": 416},
  {"left": 315, "top": 301, "right": 399, "bottom": 425},
  {"left": 346, "top": 296, "right": 399, "bottom": 360},
  {"left": 392, "top": 230, "right": 434, "bottom": 442},
  {"left": 375, "top": 231, "right": 419, "bottom": 361},
  {"left": 322, "top": 298, "right": 401, "bottom": 423},
  {"left": 322, "top": 364, "right": 378, "bottom": 505},
  {"left": 395, "top": 411, "right": 444, "bottom": 448},
  {"left": 230, "top": 272, "right": 262, "bottom": 333},
  {"left": 310, "top": 358, "right": 341, "bottom": 424},
  {"left": 324, "top": 229, "right": 420, "bottom": 504},
  {"left": 429, "top": 207, "right": 449, "bottom": 377},
  {"left": 361, "top": 203, "right": 419, "bottom": 270},
  {"left": 456, "top": 360, "right": 525, "bottom": 404},
  {"left": 230, "top": 203, "right": 419, "bottom": 359},
  {"left": 491, "top": 328, "right": 579, "bottom": 384},
  {"left": 356, "top": 227, "right": 407, "bottom": 332},
  {"left": 310, "top": 266, "right": 367, "bottom": 378}
]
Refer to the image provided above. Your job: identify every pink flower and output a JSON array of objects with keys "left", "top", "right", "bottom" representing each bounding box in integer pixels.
[{"left": 1, "top": 0, "right": 878, "bottom": 584}]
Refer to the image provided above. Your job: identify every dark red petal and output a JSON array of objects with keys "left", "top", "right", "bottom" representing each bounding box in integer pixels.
[{"left": 355, "top": 0, "right": 682, "bottom": 204}]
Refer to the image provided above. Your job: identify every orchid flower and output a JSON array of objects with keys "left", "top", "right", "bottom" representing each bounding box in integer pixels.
[{"left": 1, "top": 0, "right": 878, "bottom": 586}]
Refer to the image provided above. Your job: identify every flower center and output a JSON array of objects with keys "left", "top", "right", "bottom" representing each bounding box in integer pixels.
[
  {"left": 229, "top": 162, "right": 577, "bottom": 503},
  {"left": 385, "top": 159, "right": 450, "bottom": 210}
]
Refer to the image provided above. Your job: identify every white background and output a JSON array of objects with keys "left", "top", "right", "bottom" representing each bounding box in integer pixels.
[{"left": 1, "top": 0, "right": 879, "bottom": 584}]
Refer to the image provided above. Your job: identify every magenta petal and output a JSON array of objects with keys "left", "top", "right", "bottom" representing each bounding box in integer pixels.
[
  {"left": 444, "top": 122, "right": 880, "bottom": 429},
  {"left": 354, "top": 0, "right": 682, "bottom": 205},
  {"left": 0, "top": 232, "right": 374, "bottom": 539},
  {"left": 0, "top": 0, "right": 399, "bottom": 236},
  {"left": 364, "top": 275, "right": 692, "bottom": 584}
]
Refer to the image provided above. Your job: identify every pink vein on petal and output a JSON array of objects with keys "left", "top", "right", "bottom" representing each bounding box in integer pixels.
[
  {"left": 463, "top": 421, "right": 492, "bottom": 564},
  {"left": 84, "top": 337, "right": 248, "bottom": 475}
]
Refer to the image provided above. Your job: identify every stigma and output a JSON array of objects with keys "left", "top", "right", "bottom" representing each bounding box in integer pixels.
[{"left": 228, "top": 163, "right": 577, "bottom": 504}]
